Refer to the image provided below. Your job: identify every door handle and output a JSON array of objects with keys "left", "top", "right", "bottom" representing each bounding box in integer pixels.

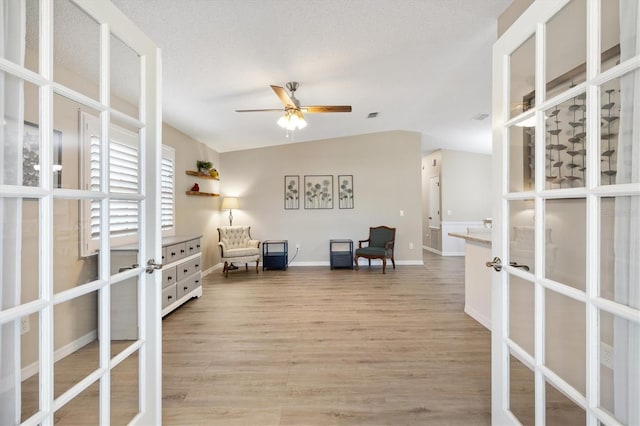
[
  {"left": 485, "top": 256, "right": 502, "bottom": 272},
  {"left": 119, "top": 264, "right": 139, "bottom": 273},
  {"left": 509, "top": 262, "right": 530, "bottom": 271},
  {"left": 145, "top": 259, "right": 163, "bottom": 274}
]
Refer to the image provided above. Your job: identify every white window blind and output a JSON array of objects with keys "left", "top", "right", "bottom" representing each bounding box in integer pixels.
[
  {"left": 81, "top": 112, "right": 175, "bottom": 255},
  {"left": 161, "top": 145, "right": 175, "bottom": 231},
  {"left": 90, "top": 135, "right": 140, "bottom": 239}
]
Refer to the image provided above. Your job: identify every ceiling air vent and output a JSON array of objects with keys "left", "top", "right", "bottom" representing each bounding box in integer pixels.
[{"left": 367, "top": 112, "right": 379, "bottom": 118}]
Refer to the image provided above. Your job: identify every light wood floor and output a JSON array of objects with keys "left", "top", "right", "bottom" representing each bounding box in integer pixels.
[
  {"left": 162, "top": 251, "right": 492, "bottom": 425},
  {"left": 22, "top": 251, "right": 495, "bottom": 425}
]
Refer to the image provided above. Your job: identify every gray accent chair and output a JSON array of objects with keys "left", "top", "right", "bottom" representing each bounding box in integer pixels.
[{"left": 354, "top": 226, "right": 396, "bottom": 274}]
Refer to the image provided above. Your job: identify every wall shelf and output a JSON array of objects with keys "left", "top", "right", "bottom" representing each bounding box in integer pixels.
[
  {"left": 185, "top": 170, "right": 219, "bottom": 180},
  {"left": 185, "top": 191, "right": 219, "bottom": 197}
]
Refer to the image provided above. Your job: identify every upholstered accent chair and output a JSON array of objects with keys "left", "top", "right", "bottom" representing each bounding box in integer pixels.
[
  {"left": 217, "top": 226, "right": 260, "bottom": 277},
  {"left": 354, "top": 226, "right": 396, "bottom": 274}
]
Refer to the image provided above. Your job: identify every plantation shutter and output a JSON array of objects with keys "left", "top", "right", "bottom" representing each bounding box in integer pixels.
[
  {"left": 161, "top": 146, "right": 175, "bottom": 231},
  {"left": 90, "top": 136, "right": 140, "bottom": 239}
]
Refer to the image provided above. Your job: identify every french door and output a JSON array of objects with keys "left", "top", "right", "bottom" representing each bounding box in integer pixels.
[
  {"left": 491, "top": 0, "right": 639, "bottom": 424},
  {"left": 0, "top": 0, "right": 162, "bottom": 424}
]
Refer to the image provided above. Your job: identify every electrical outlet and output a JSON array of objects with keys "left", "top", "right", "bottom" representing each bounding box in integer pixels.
[
  {"left": 20, "top": 317, "right": 30, "bottom": 335},
  {"left": 600, "top": 342, "right": 613, "bottom": 369},
  {"left": 409, "top": 242, "right": 414, "bottom": 249},
  {"left": 400, "top": 210, "right": 405, "bottom": 217},
  {"left": 295, "top": 243, "right": 300, "bottom": 250}
]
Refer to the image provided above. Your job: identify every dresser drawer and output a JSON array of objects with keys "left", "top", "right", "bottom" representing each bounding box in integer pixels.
[
  {"left": 177, "top": 273, "right": 201, "bottom": 299},
  {"left": 162, "top": 284, "right": 177, "bottom": 309},
  {"left": 166, "top": 242, "right": 187, "bottom": 263},
  {"left": 177, "top": 257, "right": 201, "bottom": 281},
  {"left": 185, "top": 238, "right": 201, "bottom": 256},
  {"left": 162, "top": 266, "right": 177, "bottom": 289}
]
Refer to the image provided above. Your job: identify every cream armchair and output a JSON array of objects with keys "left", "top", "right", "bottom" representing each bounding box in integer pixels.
[{"left": 217, "top": 226, "right": 261, "bottom": 277}]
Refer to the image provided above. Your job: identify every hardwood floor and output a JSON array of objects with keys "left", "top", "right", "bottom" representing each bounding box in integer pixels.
[
  {"left": 162, "top": 251, "right": 492, "bottom": 425},
  {"left": 21, "top": 250, "right": 494, "bottom": 425}
]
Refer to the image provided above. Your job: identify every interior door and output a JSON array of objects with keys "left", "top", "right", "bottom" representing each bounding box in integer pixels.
[
  {"left": 0, "top": 0, "right": 162, "bottom": 424},
  {"left": 491, "top": 0, "right": 639, "bottom": 424}
]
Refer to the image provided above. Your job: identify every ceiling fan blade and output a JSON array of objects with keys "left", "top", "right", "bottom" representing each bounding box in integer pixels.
[
  {"left": 235, "top": 108, "right": 284, "bottom": 112},
  {"left": 302, "top": 105, "right": 352, "bottom": 113},
  {"left": 271, "top": 85, "right": 297, "bottom": 109}
]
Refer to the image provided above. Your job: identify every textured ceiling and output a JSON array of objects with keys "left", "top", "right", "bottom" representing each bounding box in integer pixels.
[{"left": 103, "top": 0, "right": 512, "bottom": 154}]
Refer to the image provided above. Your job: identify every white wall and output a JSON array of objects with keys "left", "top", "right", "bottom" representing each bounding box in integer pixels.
[{"left": 219, "top": 131, "right": 424, "bottom": 265}]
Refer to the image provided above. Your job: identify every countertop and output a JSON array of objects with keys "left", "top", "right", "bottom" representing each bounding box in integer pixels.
[{"left": 448, "top": 232, "right": 492, "bottom": 246}]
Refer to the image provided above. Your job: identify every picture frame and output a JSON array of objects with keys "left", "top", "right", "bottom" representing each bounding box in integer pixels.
[
  {"left": 284, "top": 175, "right": 300, "bottom": 209},
  {"left": 303, "top": 175, "right": 333, "bottom": 209},
  {"left": 23, "top": 121, "right": 62, "bottom": 188},
  {"left": 338, "top": 175, "right": 354, "bottom": 209}
]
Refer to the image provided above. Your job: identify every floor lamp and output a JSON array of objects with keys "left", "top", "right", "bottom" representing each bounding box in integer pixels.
[{"left": 221, "top": 197, "right": 239, "bottom": 226}]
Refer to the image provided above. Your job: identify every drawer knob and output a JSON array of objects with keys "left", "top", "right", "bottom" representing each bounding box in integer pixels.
[
  {"left": 168, "top": 276, "right": 172, "bottom": 281},
  {"left": 195, "top": 280, "right": 199, "bottom": 284},
  {"left": 180, "top": 249, "right": 185, "bottom": 253},
  {"left": 197, "top": 244, "right": 200, "bottom": 248},
  {"left": 184, "top": 269, "right": 188, "bottom": 273},
  {"left": 168, "top": 296, "right": 173, "bottom": 300},
  {"left": 171, "top": 252, "right": 176, "bottom": 256},
  {"left": 195, "top": 264, "right": 199, "bottom": 268},
  {"left": 184, "top": 286, "right": 188, "bottom": 290},
  {"left": 189, "top": 246, "right": 194, "bottom": 250}
]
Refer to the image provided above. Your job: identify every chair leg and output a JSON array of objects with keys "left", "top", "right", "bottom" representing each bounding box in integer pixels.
[
  {"left": 245, "top": 263, "right": 249, "bottom": 272},
  {"left": 223, "top": 261, "right": 229, "bottom": 277},
  {"left": 391, "top": 256, "right": 396, "bottom": 269},
  {"left": 255, "top": 260, "right": 259, "bottom": 274},
  {"left": 368, "top": 259, "right": 371, "bottom": 267},
  {"left": 382, "top": 258, "right": 387, "bottom": 274},
  {"left": 354, "top": 255, "right": 359, "bottom": 270}
]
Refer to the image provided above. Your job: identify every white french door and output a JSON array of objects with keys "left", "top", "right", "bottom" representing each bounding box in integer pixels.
[
  {"left": 492, "top": 0, "right": 639, "bottom": 424},
  {"left": 0, "top": 0, "right": 162, "bottom": 424}
]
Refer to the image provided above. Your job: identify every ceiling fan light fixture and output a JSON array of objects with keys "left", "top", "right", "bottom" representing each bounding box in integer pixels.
[{"left": 277, "top": 110, "right": 307, "bottom": 131}]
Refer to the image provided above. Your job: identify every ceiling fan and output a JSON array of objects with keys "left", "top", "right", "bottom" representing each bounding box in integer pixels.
[{"left": 236, "top": 82, "right": 352, "bottom": 130}]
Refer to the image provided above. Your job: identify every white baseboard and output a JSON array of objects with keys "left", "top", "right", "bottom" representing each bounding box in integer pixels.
[
  {"left": 464, "top": 305, "right": 491, "bottom": 331},
  {"left": 423, "top": 246, "right": 442, "bottom": 255},
  {"left": 289, "top": 261, "right": 329, "bottom": 267},
  {"left": 22, "top": 330, "right": 97, "bottom": 382},
  {"left": 286, "top": 260, "right": 425, "bottom": 267},
  {"left": 202, "top": 263, "right": 223, "bottom": 277}
]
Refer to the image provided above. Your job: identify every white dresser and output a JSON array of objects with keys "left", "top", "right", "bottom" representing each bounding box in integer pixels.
[{"left": 111, "top": 235, "right": 203, "bottom": 340}]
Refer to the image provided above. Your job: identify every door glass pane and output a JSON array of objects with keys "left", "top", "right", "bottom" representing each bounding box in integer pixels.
[
  {"left": 53, "top": 0, "right": 100, "bottom": 100},
  {"left": 54, "top": 198, "right": 100, "bottom": 293},
  {"left": 546, "top": 0, "right": 587, "bottom": 100},
  {"left": 53, "top": 93, "right": 102, "bottom": 191},
  {"left": 25, "top": 0, "right": 39, "bottom": 73},
  {"left": 53, "top": 291, "right": 99, "bottom": 398},
  {"left": 20, "top": 313, "right": 39, "bottom": 422},
  {"left": 111, "top": 350, "right": 140, "bottom": 424},
  {"left": 545, "top": 381, "right": 586, "bottom": 425},
  {"left": 544, "top": 95, "right": 587, "bottom": 190},
  {"left": 599, "top": 309, "right": 640, "bottom": 423},
  {"left": 509, "top": 199, "right": 536, "bottom": 273},
  {"left": 110, "top": 277, "right": 140, "bottom": 348},
  {"left": 509, "top": 275, "right": 534, "bottom": 356},
  {"left": 110, "top": 121, "right": 141, "bottom": 194},
  {"left": 509, "top": 125, "right": 535, "bottom": 192},
  {"left": 510, "top": 36, "right": 536, "bottom": 118},
  {"left": 55, "top": 380, "right": 100, "bottom": 424},
  {"left": 1, "top": 77, "right": 40, "bottom": 187},
  {"left": 600, "top": 195, "right": 640, "bottom": 308},
  {"left": 545, "top": 198, "right": 586, "bottom": 290},
  {"left": 545, "top": 290, "right": 586, "bottom": 395},
  {"left": 601, "top": 1, "right": 622, "bottom": 72},
  {"left": 510, "top": 352, "right": 535, "bottom": 426},
  {"left": 599, "top": 69, "right": 640, "bottom": 186},
  {"left": 21, "top": 198, "right": 40, "bottom": 305},
  {"left": 1, "top": 198, "right": 39, "bottom": 309},
  {"left": 111, "top": 34, "right": 141, "bottom": 119}
]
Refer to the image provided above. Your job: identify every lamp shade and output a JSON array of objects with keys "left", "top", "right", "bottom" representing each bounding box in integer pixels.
[{"left": 221, "top": 197, "right": 239, "bottom": 210}]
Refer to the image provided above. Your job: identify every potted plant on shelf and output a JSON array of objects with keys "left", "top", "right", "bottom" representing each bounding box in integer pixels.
[{"left": 197, "top": 160, "right": 212, "bottom": 174}]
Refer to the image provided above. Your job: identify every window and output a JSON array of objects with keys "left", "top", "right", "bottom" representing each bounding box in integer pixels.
[{"left": 81, "top": 113, "right": 175, "bottom": 255}]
